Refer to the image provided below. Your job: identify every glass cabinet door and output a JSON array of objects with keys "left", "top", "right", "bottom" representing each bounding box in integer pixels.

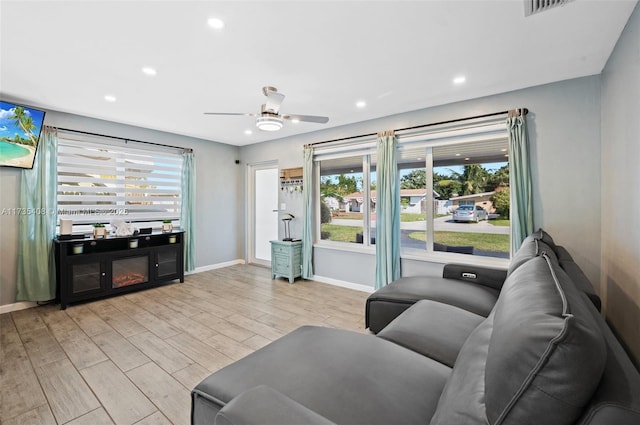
[
  {"left": 155, "top": 246, "right": 180, "bottom": 279},
  {"left": 70, "top": 261, "right": 103, "bottom": 294}
]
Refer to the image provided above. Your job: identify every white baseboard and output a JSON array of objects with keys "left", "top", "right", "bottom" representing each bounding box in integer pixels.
[
  {"left": 311, "top": 275, "right": 375, "bottom": 293},
  {"left": 0, "top": 301, "right": 38, "bottom": 315},
  {"left": 188, "top": 259, "right": 246, "bottom": 275}
]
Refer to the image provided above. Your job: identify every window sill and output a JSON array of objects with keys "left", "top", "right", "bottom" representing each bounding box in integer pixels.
[
  {"left": 314, "top": 241, "right": 375, "bottom": 255},
  {"left": 401, "top": 250, "right": 509, "bottom": 268},
  {"left": 313, "top": 242, "right": 509, "bottom": 268}
]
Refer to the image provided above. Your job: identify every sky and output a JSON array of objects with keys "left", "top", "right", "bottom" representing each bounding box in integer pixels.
[{"left": 0, "top": 101, "right": 46, "bottom": 140}]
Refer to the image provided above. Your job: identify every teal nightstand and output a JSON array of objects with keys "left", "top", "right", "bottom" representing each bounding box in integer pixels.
[{"left": 270, "top": 240, "right": 303, "bottom": 284}]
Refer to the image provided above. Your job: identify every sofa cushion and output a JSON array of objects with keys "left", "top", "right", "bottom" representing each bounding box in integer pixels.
[
  {"left": 555, "top": 246, "right": 601, "bottom": 310},
  {"left": 429, "top": 311, "right": 494, "bottom": 425},
  {"left": 485, "top": 255, "right": 607, "bottom": 425},
  {"left": 192, "top": 326, "right": 451, "bottom": 425},
  {"left": 531, "top": 228, "right": 558, "bottom": 253},
  {"left": 507, "top": 233, "right": 558, "bottom": 276},
  {"left": 378, "top": 299, "right": 484, "bottom": 367},
  {"left": 366, "top": 276, "right": 499, "bottom": 333},
  {"left": 214, "top": 385, "right": 337, "bottom": 425}
]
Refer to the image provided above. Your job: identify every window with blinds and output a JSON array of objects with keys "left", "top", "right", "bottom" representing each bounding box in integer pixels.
[{"left": 57, "top": 135, "right": 183, "bottom": 228}]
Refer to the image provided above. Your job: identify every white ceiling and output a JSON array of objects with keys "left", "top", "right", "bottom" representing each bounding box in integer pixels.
[{"left": 1, "top": 0, "right": 637, "bottom": 146}]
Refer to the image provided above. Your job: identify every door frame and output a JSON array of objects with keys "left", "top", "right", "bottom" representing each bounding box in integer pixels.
[{"left": 246, "top": 160, "right": 279, "bottom": 267}]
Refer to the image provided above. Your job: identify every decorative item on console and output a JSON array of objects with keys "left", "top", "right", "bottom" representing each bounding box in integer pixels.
[
  {"left": 110, "top": 219, "right": 137, "bottom": 237},
  {"left": 162, "top": 219, "right": 173, "bottom": 233},
  {"left": 93, "top": 223, "right": 107, "bottom": 238},
  {"left": 60, "top": 218, "right": 73, "bottom": 235}
]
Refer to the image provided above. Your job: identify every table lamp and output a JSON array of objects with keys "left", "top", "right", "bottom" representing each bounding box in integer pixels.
[{"left": 281, "top": 213, "right": 294, "bottom": 241}]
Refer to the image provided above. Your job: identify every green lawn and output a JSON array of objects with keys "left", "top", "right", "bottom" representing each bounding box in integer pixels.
[
  {"left": 322, "top": 223, "right": 510, "bottom": 253},
  {"left": 321, "top": 224, "right": 362, "bottom": 243},
  {"left": 489, "top": 218, "right": 510, "bottom": 227},
  {"left": 400, "top": 213, "right": 426, "bottom": 222},
  {"left": 409, "top": 231, "right": 509, "bottom": 253}
]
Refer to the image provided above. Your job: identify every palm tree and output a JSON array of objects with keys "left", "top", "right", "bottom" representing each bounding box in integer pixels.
[
  {"left": 449, "top": 165, "right": 488, "bottom": 195},
  {"left": 21, "top": 116, "right": 37, "bottom": 145},
  {"left": 9, "top": 107, "right": 36, "bottom": 145}
]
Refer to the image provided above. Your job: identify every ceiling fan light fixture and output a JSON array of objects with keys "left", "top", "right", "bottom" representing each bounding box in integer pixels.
[{"left": 256, "top": 116, "right": 283, "bottom": 131}]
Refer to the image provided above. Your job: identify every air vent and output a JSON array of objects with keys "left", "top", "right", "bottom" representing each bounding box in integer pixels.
[{"left": 524, "top": 0, "right": 575, "bottom": 16}]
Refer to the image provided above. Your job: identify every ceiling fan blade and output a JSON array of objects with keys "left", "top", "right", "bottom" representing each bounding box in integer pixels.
[
  {"left": 282, "top": 114, "right": 329, "bottom": 124},
  {"left": 265, "top": 91, "right": 285, "bottom": 113},
  {"left": 203, "top": 112, "right": 257, "bottom": 116}
]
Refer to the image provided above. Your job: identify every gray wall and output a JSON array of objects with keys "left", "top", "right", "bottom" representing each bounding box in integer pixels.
[
  {"left": 240, "top": 75, "right": 603, "bottom": 289},
  {"left": 0, "top": 107, "right": 242, "bottom": 306},
  {"left": 601, "top": 2, "right": 640, "bottom": 365}
]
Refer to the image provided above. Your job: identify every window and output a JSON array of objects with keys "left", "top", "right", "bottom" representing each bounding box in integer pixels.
[
  {"left": 319, "top": 154, "right": 368, "bottom": 245},
  {"left": 57, "top": 134, "right": 183, "bottom": 230},
  {"left": 315, "top": 119, "right": 511, "bottom": 260},
  {"left": 400, "top": 139, "right": 510, "bottom": 259}
]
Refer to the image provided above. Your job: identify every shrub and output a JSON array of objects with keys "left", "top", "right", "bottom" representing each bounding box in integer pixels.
[
  {"left": 491, "top": 187, "right": 510, "bottom": 218},
  {"left": 320, "top": 200, "right": 332, "bottom": 224}
]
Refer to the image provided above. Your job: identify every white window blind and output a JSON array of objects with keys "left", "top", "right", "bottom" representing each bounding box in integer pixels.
[{"left": 57, "top": 135, "right": 183, "bottom": 226}]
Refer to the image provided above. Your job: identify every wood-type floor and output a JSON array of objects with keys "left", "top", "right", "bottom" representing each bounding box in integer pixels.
[{"left": 0, "top": 264, "right": 369, "bottom": 425}]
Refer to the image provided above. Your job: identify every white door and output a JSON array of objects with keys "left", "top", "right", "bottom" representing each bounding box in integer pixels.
[{"left": 249, "top": 163, "right": 279, "bottom": 265}]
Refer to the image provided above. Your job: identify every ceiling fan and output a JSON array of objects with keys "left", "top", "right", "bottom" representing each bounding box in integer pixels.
[{"left": 204, "top": 86, "right": 329, "bottom": 132}]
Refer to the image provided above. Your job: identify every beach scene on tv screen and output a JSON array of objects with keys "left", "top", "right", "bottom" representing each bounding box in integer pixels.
[{"left": 0, "top": 101, "right": 45, "bottom": 168}]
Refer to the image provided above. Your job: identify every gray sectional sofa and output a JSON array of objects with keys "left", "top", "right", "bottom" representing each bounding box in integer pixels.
[{"left": 192, "top": 230, "right": 640, "bottom": 425}]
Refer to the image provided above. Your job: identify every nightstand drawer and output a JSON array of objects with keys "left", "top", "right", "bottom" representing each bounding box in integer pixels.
[{"left": 272, "top": 245, "right": 289, "bottom": 255}]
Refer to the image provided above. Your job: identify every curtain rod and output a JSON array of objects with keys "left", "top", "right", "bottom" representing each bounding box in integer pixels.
[
  {"left": 305, "top": 108, "right": 528, "bottom": 148},
  {"left": 53, "top": 127, "right": 193, "bottom": 153}
]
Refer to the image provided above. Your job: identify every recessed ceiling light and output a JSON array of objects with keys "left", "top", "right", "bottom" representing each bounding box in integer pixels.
[
  {"left": 464, "top": 157, "right": 470, "bottom": 161},
  {"left": 104, "top": 95, "right": 116, "bottom": 102},
  {"left": 455, "top": 153, "right": 461, "bottom": 157},
  {"left": 244, "top": 129, "right": 253, "bottom": 135},
  {"left": 141, "top": 67, "right": 157, "bottom": 76},
  {"left": 500, "top": 148, "right": 507, "bottom": 152},
  {"left": 453, "top": 76, "right": 466, "bottom": 85},
  {"left": 355, "top": 100, "right": 366, "bottom": 108},
  {"left": 208, "top": 17, "right": 225, "bottom": 29}
]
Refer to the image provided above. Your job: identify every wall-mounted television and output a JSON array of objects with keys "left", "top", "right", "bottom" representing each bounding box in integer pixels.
[{"left": 0, "top": 100, "right": 46, "bottom": 169}]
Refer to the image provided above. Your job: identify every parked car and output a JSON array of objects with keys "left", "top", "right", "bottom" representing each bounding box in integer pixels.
[{"left": 453, "top": 205, "right": 488, "bottom": 222}]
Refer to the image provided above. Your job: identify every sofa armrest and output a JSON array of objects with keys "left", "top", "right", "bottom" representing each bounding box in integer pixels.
[
  {"left": 215, "top": 385, "right": 336, "bottom": 425},
  {"left": 442, "top": 263, "right": 508, "bottom": 291}
]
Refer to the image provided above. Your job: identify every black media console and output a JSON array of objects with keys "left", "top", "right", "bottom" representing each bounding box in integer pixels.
[{"left": 54, "top": 231, "right": 184, "bottom": 309}]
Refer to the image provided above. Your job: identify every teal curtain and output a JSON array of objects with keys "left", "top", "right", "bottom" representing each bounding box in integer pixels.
[
  {"left": 301, "top": 146, "right": 314, "bottom": 279},
  {"left": 375, "top": 132, "right": 401, "bottom": 289},
  {"left": 181, "top": 151, "right": 196, "bottom": 272},
  {"left": 507, "top": 110, "right": 534, "bottom": 253},
  {"left": 16, "top": 126, "right": 58, "bottom": 302}
]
